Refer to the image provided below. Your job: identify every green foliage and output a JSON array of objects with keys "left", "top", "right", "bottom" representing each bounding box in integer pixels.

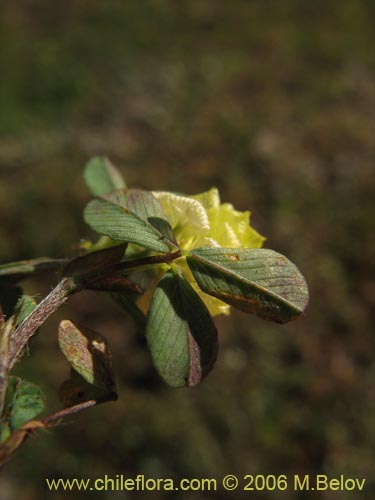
[
  {"left": 0, "top": 1, "right": 371, "bottom": 492},
  {"left": 84, "top": 156, "right": 126, "bottom": 197},
  {"left": 187, "top": 248, "right": 309, "bottom": 324},
  {"left": 84, "top": 192, "right": 176, "bottom": 253},
  {"left": 146, "top": 271, "right": 218, "bottom": 388},
  {"left": 14, "top": 296, "right": 38, "bottom": 327},
  {"left": 0, "top": 157, "right": 309, "bottom": 465},
  {"left": 1, "top": 377, "right": 44, "bottom": 437}
]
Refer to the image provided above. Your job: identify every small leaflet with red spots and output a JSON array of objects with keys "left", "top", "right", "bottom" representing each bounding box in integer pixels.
[{"left": 58, "top": 320, "right": 116, "bottom": 393}]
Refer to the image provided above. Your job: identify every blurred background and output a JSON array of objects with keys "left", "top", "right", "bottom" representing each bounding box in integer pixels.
[{"left": 0, "top": 1, "right": 373, "bottom": 499}]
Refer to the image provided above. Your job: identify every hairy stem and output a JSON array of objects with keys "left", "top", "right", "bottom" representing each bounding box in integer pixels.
[
  {"left": 42, "top": 391, "right": 118, "bottom": 425},
  {"left": 42, "top": 400, "right": 97, "bottom": 425},
  {"left": 9, "top": 277, "right": 76, "bottom": 369},
  {"left": 7, "top": 250, "right": 182, "bottom": 369}
]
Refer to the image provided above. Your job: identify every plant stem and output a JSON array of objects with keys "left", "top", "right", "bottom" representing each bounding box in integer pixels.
[
  {"left": 42, "top": 400, "right": 97, "bottom": 424},
  {"left": 42, "top": 391, "right": 118, "bottom": 425},
  {"left": 0, "top": 319, "right": 13, "bottom": 416},
  {"left": 9, "top": 277, "right": 75, "bottom": 369},
  {"left": 114, "top": 250, "right": 182, "bottom": 274},
  {"left": 7, "top": 250, "right": 182, "bottom": 369}
]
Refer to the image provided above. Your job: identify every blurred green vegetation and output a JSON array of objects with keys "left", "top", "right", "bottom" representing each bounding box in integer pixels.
[{"left": 0, "top": 1, "right": 373, "bottom": 499}]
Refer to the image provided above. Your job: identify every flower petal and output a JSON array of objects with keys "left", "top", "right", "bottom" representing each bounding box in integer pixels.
[
  {"left": 207, "top": 204, "right": 265, "bottom": 248},
  {"left": 153, "top": 192, "right": 210, "bottom": 250},
  {"left": 192, "top": 187, "right": 220, "bottom": 210}
]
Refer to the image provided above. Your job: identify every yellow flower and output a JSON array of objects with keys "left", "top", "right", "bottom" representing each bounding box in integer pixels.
[
  {"left": 151, "top": 188, "right": 265, "bottom": 316},
  {"left": 193, "top": 188, "right": 265, "bottom": 249}
]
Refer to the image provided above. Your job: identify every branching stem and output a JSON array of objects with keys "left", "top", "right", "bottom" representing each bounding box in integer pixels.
[{"left": 7, "top": 250, "right": 182, "bottom": 369}]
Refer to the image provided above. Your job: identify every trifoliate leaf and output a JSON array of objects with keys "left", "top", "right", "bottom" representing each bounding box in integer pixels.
[
  {"left": 146, "top": 271, "right": 218, "bottom": 388},
  {"left": 187, "top": 247, "right": 309, "bottom": 324},
  {"left": 84, "top": 156, "right": 126, "bottom": 196}
]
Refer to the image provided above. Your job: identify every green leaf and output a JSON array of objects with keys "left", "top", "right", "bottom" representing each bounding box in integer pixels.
[
  {"left": 103, "top": 188, "right": 165, "bottom": 217},
  {"left": 187, "top": 248, "right": 309, "bottom": 324},
  {"left": 103, "top": 188, "right": 178, "bottom": 248},
  {"left": 84, "top": 197, "right": 176, "bottom": 253},
  {"left": 84, "top": 156, "right": 126, "bottom": 196},
  {"left": 146, "top": 271, "right": 218, "bottom": 388},
  {"left": 2, "top": 377, "right": 44, "bottom": 431},
  {"left": 123, "top": 189, "right": 178, "bottom": 246},
  {"left": 14, "top": 295, "right": 38, "bottom": 326},
  {"left": 64, "top": 244, "right": 127, "bottom": 278},
  {"left": 58, "top": 320, "right": 115, "bottom": 391}
]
